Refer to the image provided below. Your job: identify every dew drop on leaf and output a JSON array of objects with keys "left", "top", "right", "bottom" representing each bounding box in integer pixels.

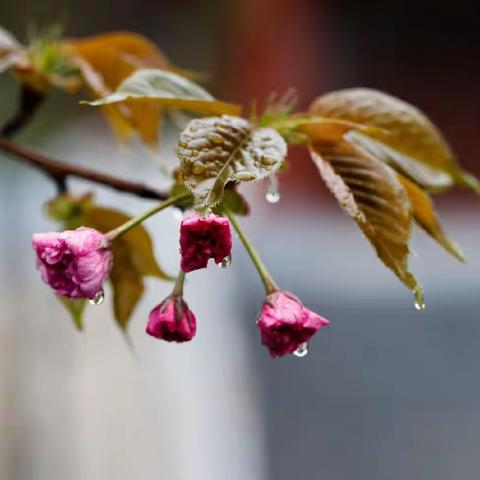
[
  {"left": 293, "top": 342, "right": 309, "bottom": 358},
  {"left": 89, "top": 288, "right": 105, "bottom": 305}
]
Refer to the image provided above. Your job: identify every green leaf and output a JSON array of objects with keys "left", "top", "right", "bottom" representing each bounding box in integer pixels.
[
  {"left": 83, "top": 68, "right": 241, "bottom": 117},
  {"left": 84, "top": 206, "right": 173, "bottom": 330},
  {"left": 309, "top": 141, "right": 424, "bottom": 307},
  {"left": 58, "top": 298, "right": 86, "bottom": 331},
  {"left": 215, "top": 189, "right": 250, "bottom": 216},
  {"left": 178, "top": 115, "right": 287, "bottom": 209},
  {"left": 310, "top": 88, "right": 480, "bottom": 194}
]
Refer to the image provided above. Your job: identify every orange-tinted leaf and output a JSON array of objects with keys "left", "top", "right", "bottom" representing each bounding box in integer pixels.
[
  {"left": 310, "top": 88, "right": 480, "bottom": 194},
  {"left": 85, "top": 69, "right": 241, "bottom": 120},
  {"left": 66, "top": 32, "right": 171, "bottom": 145},
  {"left": 397, "top": 175, "right": 465, "bottom": 261},
  {"left": 309, "top": 141, "right": 423, "bottom": 306}
]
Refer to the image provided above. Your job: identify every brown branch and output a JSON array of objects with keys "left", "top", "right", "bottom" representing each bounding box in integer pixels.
[
  {"left": 0, "top": 136, "right": 169, "bottom": 200},
  {"left": 0, "top": 85, "right": 45, "bottom": 138}
]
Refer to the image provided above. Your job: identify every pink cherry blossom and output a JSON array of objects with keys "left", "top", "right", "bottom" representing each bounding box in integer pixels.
[
  {"left": 32, "top": 227, "right": 112, "bottom": 299},
  {"left": 179, "top": 212, "right": 232, "bottom": 272},
  {"left": 258, "top": 290, "right": 330, "bottom": 357},
  {"left": 146, "top": 295, "right": 196, "bottom": 342}
]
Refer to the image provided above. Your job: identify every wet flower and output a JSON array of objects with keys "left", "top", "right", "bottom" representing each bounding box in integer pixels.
[
  {"left": 146, "top": 295, "right": 196, "bottom": 342},
  {"left": 258, "top": 290, "right": 330, "bottom": 358},
  {"left": 179, "top": 212, "right": 232, "bottom": 272},
  {"left": 32, "top": 227, "right": 112, "bottom": 299}
]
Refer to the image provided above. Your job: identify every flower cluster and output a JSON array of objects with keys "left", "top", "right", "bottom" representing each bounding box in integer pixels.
[{"left": 32, "top": 212, "right": 329, "bottom": 357}]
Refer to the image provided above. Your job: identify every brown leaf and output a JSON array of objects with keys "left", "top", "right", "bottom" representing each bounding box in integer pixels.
[
  {"left": 178, "top": 115, "right": 286, "bottom": 209},
  {"left": 397, "top": 175, "right": 465, "bottom": 262},
  {"left": 309, "top": 141, "right": 424, "bottom": 306},
  {"left": 310, "top": 88, "right": 480, "bottom": 194},
  {"left": 84, "top": 206, "right": 172, "bottom": 330}
]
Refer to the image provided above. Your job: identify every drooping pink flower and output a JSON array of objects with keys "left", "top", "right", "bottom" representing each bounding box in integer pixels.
[
  {"left": 179, "top": 212, "right": 232, "bottom": 272},
  {"left": 258, "top": 290, "right": 330, "bottom": 358},
  {"left": 146, "top": 295, "right": 197, "bottom": 342},
  {"left": 32, "top": 227, "right": 112, "bottom": 300}
]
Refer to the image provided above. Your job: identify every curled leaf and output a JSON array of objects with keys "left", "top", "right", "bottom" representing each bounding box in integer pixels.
[
  {"left": 309, "top": 141, "right": 423, "bottom": 305},
  {"left": 310, "top": 88, "right": 480, "bottom": 194},
  {"left": 397, "top": 175, "right": 465, "bottom": 262},
  {"left": 84, "top": 68, "right": 241, "bottom": 117},
  {"left": 178, "top": 115, "right": 286, "bottom": 209}
]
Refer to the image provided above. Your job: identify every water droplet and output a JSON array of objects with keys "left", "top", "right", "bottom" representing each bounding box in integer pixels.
[
  {"left": 89, "top": 288, "right": 105, "bottom": 305},
  {"left": 219, "top": 255, "right": 232, "bottom": 268},
  {"left": 266, "top": 176, "right": 280, "bottom": 203},
  {"left": 172, "top": 208, "right": 184, "bottom": 222},
  {"left": 293, "top": 342, "right": 308, "bottom": 358},
  {"left": 414, "top": 301, "right": 426, "bottom": 311}
]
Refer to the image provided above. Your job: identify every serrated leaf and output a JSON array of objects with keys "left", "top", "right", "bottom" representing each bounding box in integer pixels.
[
  {"left": 84, "top": 206, "right": 172, "bottom": 330},
  {"left": 178, "top": 115, "right": 286, "bottom": 209},
  {"left": 309, "top": 141, "right": 423, "bottom": 305},
  {"left": 58, "top": 297, "right": 86, "bottom": 331},
  {"left": 310, "top": 88, "right": 480, "bottom": 194},
  {"left": 84, "top": 68, "right": 241, "bottom": 117},
  {"left": 397, "top": 175, "right": 465, "bottom": 262}
]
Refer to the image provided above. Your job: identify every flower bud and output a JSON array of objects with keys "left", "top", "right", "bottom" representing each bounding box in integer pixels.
[
  {"left": 32, "top": 227, "right": 112, "bottom": 299},
  {"left": 179, "top": 212, "right": 232, "bottom": 272},
  {"left": 146, "top": 295, "right": 196, "bottom": 342},
  {"left": 258, "top": 290, "right": 330, "bottom": 357}
]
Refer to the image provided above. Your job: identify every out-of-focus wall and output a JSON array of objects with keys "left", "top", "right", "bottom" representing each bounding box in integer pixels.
[{"left": 1, "top": 1, "right": 480, "bottom": 479}]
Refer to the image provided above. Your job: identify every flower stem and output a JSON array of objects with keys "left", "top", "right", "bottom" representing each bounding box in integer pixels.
[
  {"left": 172, "top": 269, "right": 186, "bottom": 296},
  {"left": 224, "top": 208, "right": 278, "bottom": 294},
  {"left": 106, "top": 193, "right": 190, "bottom": 241}
]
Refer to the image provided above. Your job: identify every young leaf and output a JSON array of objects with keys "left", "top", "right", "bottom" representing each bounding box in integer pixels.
[
  {"left": 84, "top": 69, "right": 241, "bottom": 117},
  {"left": 67, "top": 32, "right": 173, "bottom": 145},
  {"left": 178, "top": 115, "right": 286, "bottom": 209},
  {"left": 397, "top": 175, "right": 465, "bottom": 262},
  {"left": 310, "top": 88, "right": 480, "bottom": 194},
  {"left": 58, "top": 298, "right": 86, "bottom": 331},
  {"left": 309, "top": 141, "right": 423, "bottom": 305},
  {"left": 84, "top": 206, "right": 172, "bottom": 330}
]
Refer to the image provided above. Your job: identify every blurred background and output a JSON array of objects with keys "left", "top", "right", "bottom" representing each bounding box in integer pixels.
[{"left": 1, "top": 0, "right": 480, "bottom": 479}]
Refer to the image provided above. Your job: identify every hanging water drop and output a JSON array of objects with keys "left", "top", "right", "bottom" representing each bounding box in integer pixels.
[
  {"left": 293, "top": 342, "right": 309, "bottom": 358},
  {"left": 414, "top": 301, "right": 426, "bottom": 311},
  {"left": 89, "top": 288, "right": 105, "bottom": 305},
  {"left": 266, "top": 176, "right": 281, "bottom": 204},
  {"left": 219, "top": 255, "right": 232, "bottom": 268}
]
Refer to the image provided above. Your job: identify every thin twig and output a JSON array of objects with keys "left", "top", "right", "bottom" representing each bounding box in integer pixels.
[{"left": 0, "top": 136, "right": 170, "bottom": 200}]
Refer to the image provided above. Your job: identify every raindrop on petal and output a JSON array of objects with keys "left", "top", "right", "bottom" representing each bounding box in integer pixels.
[
  {"left": 89, "top": 288, "right": 105, "bottom": 305},
  {"left": 293, "top": 342, "right": 309, "bottom": 358},
  {"left": 219, "top": 255, "right": 232, "bottom": 268}
]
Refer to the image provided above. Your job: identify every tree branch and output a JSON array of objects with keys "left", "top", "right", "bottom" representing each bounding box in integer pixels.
[
  {"left": 0, "top": 85, "right": 45, "bottom": 138},
  {"left": 0, "top": 136, "right": 170, "bottom": 200}
]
